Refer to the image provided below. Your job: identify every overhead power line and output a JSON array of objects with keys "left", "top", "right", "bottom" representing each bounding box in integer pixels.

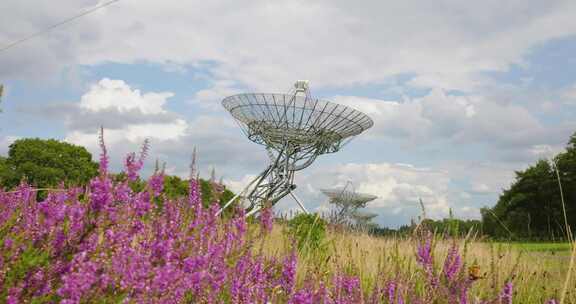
[{"left": 0, "top": 0, "right": 121, "bottom": 53}]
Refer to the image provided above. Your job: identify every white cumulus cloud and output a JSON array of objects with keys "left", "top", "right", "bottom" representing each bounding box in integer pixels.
[
  {"left": 79, "top": 78, "right": 173, "bottom": 114},
  {"left": 332, "top": 88, "right": 547, "bottom": 149},
  {"left": 65, "top": 79, "right": 187, "bottom": 150}
]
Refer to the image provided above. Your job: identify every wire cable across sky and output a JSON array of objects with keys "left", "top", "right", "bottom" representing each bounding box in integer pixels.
[{"left": 0, "top": 0, "right": 121, "bottom": 54}]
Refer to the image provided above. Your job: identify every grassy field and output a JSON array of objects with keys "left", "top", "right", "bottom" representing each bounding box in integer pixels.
[
  {"left": 260, "top": 224, "right": 576, "bottom": 303},
  {"left": 500, "top": 242, "right": 573, "bottom": 252}
]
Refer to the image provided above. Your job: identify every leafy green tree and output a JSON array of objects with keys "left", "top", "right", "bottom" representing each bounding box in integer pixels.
[
  {"left": 418, "top": 217, "right": 483, "bottom": 237},
  {"left": 200, "top": 179, "right": 213, "bottom": 205},
  {"left": 163, "top": 175, "right": 189, "bottom": 199},
  {"left": 162, "top": 175, "right": 235, "bottom": 207},
  {"left": 0, "top": 138, "right": 98, "bottom": 189},
  {"left": 482, "top": 131, "right": 576, "bottom": 240},
  {"left": 220, "top": 188, "right": 235, "bottom": 206},
  {"left": 0, "top": 156, "right": 11, "bottom": 182},
  {"left": 109, "top": 173, "right": 235, "bottom": 211}
]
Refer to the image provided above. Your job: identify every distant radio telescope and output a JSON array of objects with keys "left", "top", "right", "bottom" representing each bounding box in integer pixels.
[
  {"left": 320, "top": 181, "right": 377, "bottom": 223},
  {"left": 218, "top": 81, "right": 373, "bottom": 216}
]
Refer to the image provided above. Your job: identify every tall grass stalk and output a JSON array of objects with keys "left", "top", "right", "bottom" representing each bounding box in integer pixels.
[
  {"left": 551, "top": 158, "right": 575, "bottom": 304},
  {"left": 552, "top": 159, "right": 573, "bottom": 242},
  {"left": 561, "top": 245, "right": 576, "bottom": 304}
]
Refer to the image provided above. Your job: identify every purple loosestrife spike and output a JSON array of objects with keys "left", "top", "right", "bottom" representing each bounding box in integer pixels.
[
  {"left": 135, "top": 191, "right": 152, "bottom": 216},
  {"left": 89, "top": 175, "right": 113, "bottom": 212},
  {"left": 459, "top": 281, "right": 471, "bottom": 304},
  {"left": 232, "top": 207, "right": 247, "bottom": 246},
  {"left": 260, "top": 204, "right": 274, "bottom": 234},
  {"left": 499, "top": 282, "right": 513, "bottom": 304},
  {"left": 190, "top": 147, "right": 198, "bottom": 178},
  {"left": 289, "top": 289, "right": 314, "bottom": 304},
  {"left": 124, "top": 152, "right": 140, "bottom": 181},
  {"left": 250, "top": 256, "right": 267, "bottom": 301},
  {"left": 281, "top": 251, "right": 298, "bottom": 296},
  {"left": 53, "top": 229, "right": 66, "bottom": 254},
  {"left": 398, "top": 294, "right": 405, "bottom": 304},
  {"left": 124, "top": 140, "right": 149, "bottom": 181},
  {"left": 416, "top": 232, "right": 433, "bottom": 265},
  {"left": 387, "top": 281, "right": 397, "bottom": 303},
  {"left": 231, "top": 254, "right": 252, "bottom": 302},
  {"left": 98, "top": 127, "right": 109, "bottom": 176},
  {"left": 149, "top": 171, "right": 164, "bottom": 197},
  {"left": 333, "top": 273, "right": 362, "bottom": 302},
  {"left": 417, "top": 231, "right": 438, "bottom": 287},
  {"left": 139, "top": 138, "right": 150, "bottom": 163},
  {"left": 189, "top": 175, "right": 201, "bottom": 208},
  {"left": 443, "top": 242, "right": 461, "bottom": 281},
  {"left": 114, "top": 181, "right": 132, "bottom": 202},
  {"left": 58, "top": 257, "right": 100, "bottom": 302},
  {"left": 313, "top": 282, "right": 330, "bottom": 303},
  {"left": 4, "top": 237, "right": 13, "bottom": 249},
  {"left": 6, "top": 287, "right": 22, "bottom": 304}
]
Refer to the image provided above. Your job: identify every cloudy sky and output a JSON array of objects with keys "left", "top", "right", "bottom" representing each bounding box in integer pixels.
[{"left": 2, "top": 0, "right": 576, "bottom": 227}]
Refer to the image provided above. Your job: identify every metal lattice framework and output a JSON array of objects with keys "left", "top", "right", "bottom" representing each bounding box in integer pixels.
[{"left": 218, "top": 81, "right": 373, "bottom": 216}]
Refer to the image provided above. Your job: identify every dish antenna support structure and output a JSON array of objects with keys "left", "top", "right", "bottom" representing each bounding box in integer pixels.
[{"left": 218, "top": 81, "right": 373, "bottom": 216}]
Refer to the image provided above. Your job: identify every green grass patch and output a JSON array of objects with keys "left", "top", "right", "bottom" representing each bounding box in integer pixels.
[{"left": 496, "top": 242, "right": 572, "bottom": 252}]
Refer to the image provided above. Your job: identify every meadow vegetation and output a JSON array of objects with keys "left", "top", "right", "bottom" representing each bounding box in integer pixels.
[
  {"left": 266, "top": 222, "right": 575, "bottom": 303},
  {"left": 0, "top": 132, "right": 574, "bottom": 303}
]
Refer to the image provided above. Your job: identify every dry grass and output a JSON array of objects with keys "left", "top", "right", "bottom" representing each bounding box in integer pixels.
[{"left": 258, "top": 224, "right": 575, "bottom": 303}]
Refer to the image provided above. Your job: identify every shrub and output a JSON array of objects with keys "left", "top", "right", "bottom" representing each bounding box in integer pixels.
[
  {"left": 0, "top": 138, "right": 98, "bottom": 189},
  {"left": 287, "top": 213, "right": 327, "bottom": 252}
]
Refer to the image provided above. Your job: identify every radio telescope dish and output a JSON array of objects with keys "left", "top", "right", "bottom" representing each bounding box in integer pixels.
[
  {"left": 218, "top": 81, "right": 373, "bottom": 216},
  {"left": 320, "top": 188, "right": 378, "bottom": 208},
  {"left": 351, "top": 210, "right": 378, "bottom": 221},
  {"left": 320, "top": 181, "right": 377, "bottom": 223}
]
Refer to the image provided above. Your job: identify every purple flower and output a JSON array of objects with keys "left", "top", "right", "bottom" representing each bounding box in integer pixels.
[
  {"left": 499, "top": 282, "right": 513, "bottom": 304},
  {"left": 89, "top": 176, "right": 113, "bottom": 212},
  {"left": 289, "top": 288, "right": 314, "bottom": 304},
  {"left": 98, "top": 128, "right": 109, "bottom": 176},
  {"left": 443, "top": 242, "right": 461, "bottom": 281},
  {"left": 281, "top": 251, "right": 298, "bottom": 296},
  {"left": 4, "top": 237, "right": 13, "bottom": 249},
  {"left": 416, "top": 233, "right": 433, "bottom": 266},
  {"left": 53, "top": 229, "right": 66, "bottom": 254},
  {"left": 148, "top": 172, "right": 164, "bottom": 197},
  {"left": 416, "top": 232, "right": 438, "bottom": 287},
  {"left": 6, "top": 287, "right": 22, "bottom": 304},
  {"left": 312, "top": 282, "right": 330, "bottom": 303},
  {"left": 333, "top": 273, "right": 361, "bottom": 302},
  {"left": 189, "top": 177, "right": 201, "bottom": 207},
  {"left": 124, "top": 139, "right": 149, "bottom": 181},
  {"left": 260, "top": 204, "right": 274, "bottom": 234},
  {"left": 124, "top": 153, "right": 142, "bottom": 182},
  {"left": 58, "top": 258, "right": 100, "bottom": 302},
  {"left": 387, "top": 281, "right": 397, "bottom": 303}
]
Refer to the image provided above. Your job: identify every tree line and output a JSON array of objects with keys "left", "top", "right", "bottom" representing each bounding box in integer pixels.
[
  {"left": 364, "top": 131, "right": 576, "bottom": 241},
  {"left": 480, "top": 132, "right": 576, "bottom": 241}
]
